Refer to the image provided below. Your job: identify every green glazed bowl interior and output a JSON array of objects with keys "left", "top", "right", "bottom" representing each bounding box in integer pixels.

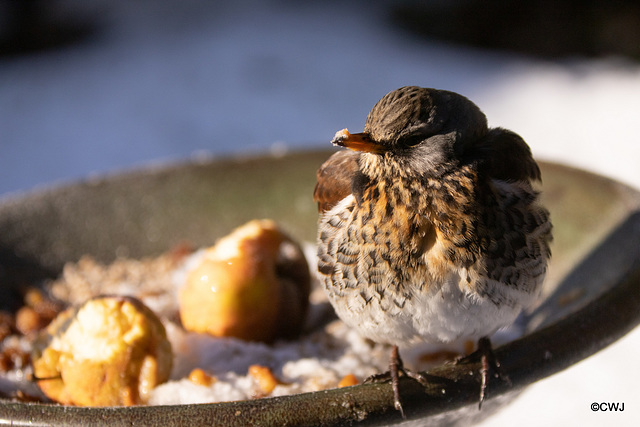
[{"left": 0, "top": 150, "right": 639, "bottom": 426}]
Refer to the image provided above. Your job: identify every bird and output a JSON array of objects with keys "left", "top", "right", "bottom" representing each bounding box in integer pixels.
[{"left": 313, "top": 86, "right": 552, "bottom": 417}]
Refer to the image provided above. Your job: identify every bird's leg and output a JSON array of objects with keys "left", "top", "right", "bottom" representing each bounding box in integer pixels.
[
  {"left": 364, "top": 345, "right": 428, "bottom": 418},
  {"left": 389, "top": 345, "right": 406, "bottom": 418},
  {"left": 475, "top": 336, "right": 511, "bottom": 409}
]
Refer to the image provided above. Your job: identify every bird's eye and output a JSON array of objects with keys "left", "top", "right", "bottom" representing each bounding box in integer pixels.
[{"left": 398, "top": 134, "right": 424, "bottom": 148}]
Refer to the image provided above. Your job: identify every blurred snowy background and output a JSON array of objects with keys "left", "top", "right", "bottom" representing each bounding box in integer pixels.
[{"left": 1, "top": 1, "right": 638, "bottom": 425}]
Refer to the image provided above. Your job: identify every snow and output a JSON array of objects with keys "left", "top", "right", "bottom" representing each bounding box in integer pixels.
[{"left": 1, "top": 1, "right": 638, "bottom": 425}]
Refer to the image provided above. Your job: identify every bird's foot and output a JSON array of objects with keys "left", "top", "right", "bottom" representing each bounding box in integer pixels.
[
  {"left": 457, "top": 337, "right": 511, "bottom": 409},
  {"left": 364, "top": 345, "right": 426, "bottom": 419}
]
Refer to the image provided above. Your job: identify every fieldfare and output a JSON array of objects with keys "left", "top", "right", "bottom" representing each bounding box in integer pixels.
[{"left": 314, "top": 86, "right": 552, "bottom": 416}]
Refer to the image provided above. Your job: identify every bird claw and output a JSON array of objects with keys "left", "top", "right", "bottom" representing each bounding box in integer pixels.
[
  {"left": 363, "top": 374, "right": 406, "bottom": 419},
  {"left": 363, "top": 371, "right": 392, "bottom": 384},
  {"left": 363, "top": 345, "right": 430, "bottom": 419},
  {"left": 464, "top": 337, "right": 511, "bottom": 409},
  {"left": 369, "top": 338, "right": 510, "bottom": 416}
]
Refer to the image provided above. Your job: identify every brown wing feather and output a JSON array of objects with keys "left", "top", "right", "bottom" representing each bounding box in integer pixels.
[
  {"left": 313, "top": 150, "right": 360, "bottom": 213},
  {"left": 481, "top": 128, "right": 541, "bottom": 183}
]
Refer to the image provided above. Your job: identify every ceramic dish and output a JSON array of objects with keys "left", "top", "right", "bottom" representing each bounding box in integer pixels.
[{"left": 1, "top": 150, "right": 639, "bottom": 426}]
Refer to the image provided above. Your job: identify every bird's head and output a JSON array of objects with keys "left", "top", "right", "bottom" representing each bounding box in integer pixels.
[{"left": 332, "top": 86, "right": 489, "bottom": 178}]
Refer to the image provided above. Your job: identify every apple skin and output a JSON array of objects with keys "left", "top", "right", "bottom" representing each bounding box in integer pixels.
[{"left": 179, "top": 220, "right": 310, "bottom": 342}]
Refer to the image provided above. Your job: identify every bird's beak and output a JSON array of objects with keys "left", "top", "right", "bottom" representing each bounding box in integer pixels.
[{"left": 331, "top": 129, "right": 385, "bottom": 153}]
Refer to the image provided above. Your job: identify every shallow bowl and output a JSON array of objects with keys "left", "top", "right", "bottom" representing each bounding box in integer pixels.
[{"left": 0, "top": 150, "right": 639, "bottom": 425}]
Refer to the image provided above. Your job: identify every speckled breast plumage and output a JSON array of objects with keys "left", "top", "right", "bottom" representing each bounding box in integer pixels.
[{"left": 317, "top": 157, "right": 551, "bottom": 346}]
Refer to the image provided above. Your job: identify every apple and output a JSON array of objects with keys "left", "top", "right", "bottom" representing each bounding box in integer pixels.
[{"left": 179, "top": 220, "right": 310, "bottom": 342}]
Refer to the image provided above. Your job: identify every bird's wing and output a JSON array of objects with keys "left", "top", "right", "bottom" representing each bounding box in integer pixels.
[
  {"left": 313, "top": 150, "right": 360, "bottom": 213},
  {"left": 481, "top": 128, "right": 542, "bottom": 182}
]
